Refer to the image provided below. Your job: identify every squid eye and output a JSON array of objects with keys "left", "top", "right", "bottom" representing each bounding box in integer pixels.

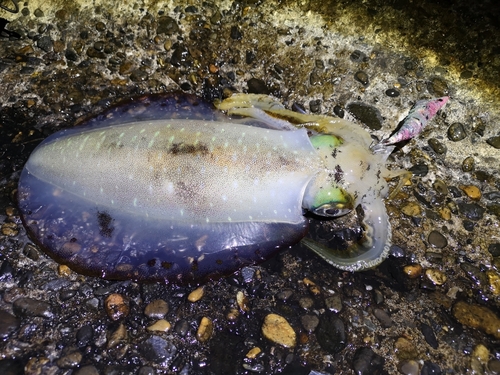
[{"left": 313, "top": 204, "right": 353, "bottom": 218}]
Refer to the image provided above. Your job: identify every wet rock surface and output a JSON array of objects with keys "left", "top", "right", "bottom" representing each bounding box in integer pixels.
[{"left": 0, "top": 0, "right": 500, "bottom": 374}]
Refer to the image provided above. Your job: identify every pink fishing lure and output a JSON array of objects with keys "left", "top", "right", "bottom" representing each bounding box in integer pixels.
[{"left": 382, "top": 97, "right": 449, "bottom": 145}]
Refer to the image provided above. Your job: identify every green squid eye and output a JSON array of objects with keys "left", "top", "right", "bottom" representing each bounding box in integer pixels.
[{"left": 305, "top": 185, "right": 354, "bottom": 218}]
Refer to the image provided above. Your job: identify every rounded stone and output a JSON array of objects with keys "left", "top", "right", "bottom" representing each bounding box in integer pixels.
[
  {"left": 425, "top": 269, "right": 447, "bottom": 285},
  {"left": 104, "top": 294, "right": 129, "bottom": 321},
  {"left": 462, "top": 156, "right": 475, "bottom": 172},
  {"left": 460, "top": 185, "right": 482, "bottom": 200},
  {"left": 385, "top": 88, "right": 400, "bottom": 97},
  {"left": 196, "top": 317, "right": 214, "bottom": 342},
  {"left": 452, "top": 301, "right": 500, "bottom": 339},
  {"left": 147, "top": 319, "right": 171, "bottom": 333},
  {"left": 427, "top": 76, "right": 449, "bottom": 96},
  {"left": 404, "top": 264, "right": 423, "bottom": 279},
  {"left": 486, "top": 136, "right": 500, "bottom": 149},
  {"left": 447, "top": 122, "right": 467, "bottom": 141},
  {"left": 354, "top": 71, "right": 369, "bottom": 86},
  {"left": 394, "top": 336, "right": 418, "bottom": 360},
  {"left": 262, "top": 313, "right": 296, "bottom": 348},
  {"left": 144, "top": 299, "right": 169, "bottom": 319},
  {"left": 428, "top": 138, "right": 447, "bottom": 154},
  {"left": 188, "top": 286, "right": 204, "bottom": 302},
  {"left": 428, "top": 231, "right": 447, "bottom": 248}
]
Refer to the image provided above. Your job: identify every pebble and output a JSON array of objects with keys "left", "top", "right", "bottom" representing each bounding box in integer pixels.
[
  {"left": 346, "top": 102, "right": 383, "bottom": 130},
  {"left": 237, "top": 290, "right": 250, "bottom": 312},
  {"left": 325, "top": 294, "right": 343, "bottom": 313},
  {"left": 73, "top": 365, "right": 99, "bottom": 375},
  {"left": 457, "top": 201, "right": 485, "bottom": 220},
  {"left": 247, "top": 78, "right": 269, "bottom": 94},
  {"left": 420, "top": 322, "right": 438, "bottom": 349},
  {"left": 394, "top": 337, "right": 418, "bottom": 360},
  {"left": 489, "top": 359, "right": 500, "bottom": 374},
  {"left": 144, "top": 299, "right": 169, "bottom": 319},
  {"left": 428, "top": 230, "right": 447, "bottom": 248},
  {"left": 438, "top": 207, "right": 452, "bottom": 220},
  {"left": 350, "top": 50, "right": 367, "bottom": 62},
  {"left": 352, "top": 347, "right": 385, "bottom": 375},
  {"left": 187, "top": 286, "right": 204, "bottom": 302},
  {"left": 104, "top": 294, "right": 129, "bottom": 321},
  {"left": 76, "top": 325, "right": 93, "bottom": 347},
  {"left": 400, "top": 360, "right": 419, "bottom": 375},
  {"left": 107, "top": 323, "right": 127, "bottom": 349},
  {"left": 460, "top": 185, "right": 482, "bottom": 200},
  {"left": 385, "top": 88, "right": 400, "bottom": 97},
  {"left": 427, "top": 76, "right": 449, "bottom": 96},
  {"left": 140, "top": 336, "right": 177, "bottom": 362},
  {"left": 0, "top": 310, "right": 20, "bottom": 339},
  {"left": 488, "top": 243, "right": 500, "bottom": 257},
  {"left": 373, "top": 308, "right": 393, "bottom": 328},
  {"left": 472, "top": 343, "right": 489, "bottom": 363},
  {"left": 354, "top": 71, "right": 369, "bottom": 86},
  {"left": 56, "top": 350, "right": 83, "bottom": 369},
  {"left": 309, "top": 99, "right": 322, "bottom": 113},
  {"left": 246, "top": 347, "right": 261, "bottom": 359},
  {"left": 428, "top": 138, "right": 447, "bottom": 154},
  {"left": 156, "top": 16, "right": 180, "bottom": 35},
  {"left": 36, "top": 35, "right": 53, "bottom": 52},
  {"left": 484, "top": 191, "right": 500, "bottom": 201},
  {"left": 303, "top": 277, "right": 321, "bottom": 295},
  {"left": 301, "top": 314, "right": 320, "bottom": 332},
  {"left": 460, "top": 156, "right": 475, "bottom": 172},
  {"left": 425, "top": 269, "right": 447, "bottom": 285},
  {"left": 401, "top": 202, "right": 421, "bottom": 217},
  {"left": 486, "top": 270, "right": 500, "bottom": 295},
  {"left": 409, "top": 163, "right": 428, "bottom": 176},
  {"left": 333, "top": 105, "right": 344, "bottom": 118},
  {"left": 298, "top": 296, "right": 314, "bottom": 309},
  {"left": 421, "top": 360, "right": 442, "bottom": 375},
  {"left": 486, "top": 136, "right": 500, "bottom": 149},
  {"left": 447, "top": 122, "right": 467, "bottom": 141},
  {"left": 196, "top": 317, "right": 214, "bottom": 342},
  {"left": 147, "top": 319, "right": 171, "bottom": 333},
  {"left": 452, "top": 301, "right": 500, "bottom": 339},
  {"left": 461, "top": 263, "right": 487, "bottom": 286},
  {"left": 261, "top": 313, "right": 296, "bottom": 348},
  {"left": 316, "top": 313, "right": 346, "bottom": 353},
  {"left": 13, "top": 297, "right": 53, "bottom": 318}
]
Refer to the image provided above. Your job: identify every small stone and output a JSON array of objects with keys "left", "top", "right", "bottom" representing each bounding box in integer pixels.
[
  {"left": 394, "top": 336, "right": 418, "bottom": 360},
  {"left": 144, "top": 299, "right": 169, "bottom": 319},
  {"left": 489, "top": 243, "right": 500, "bottom": 257},
  {"left": 107, "top": 323, "right": 127, "bottom": 349},
  {"left": 316, "top": 313, "right": 346, "bottom": 353},
  {"left": 147, "top": 319, "right": 171, "bottom": 333},
  {"left": 460, "top": 185, "right": 482, "bottom": 200},
  {"left": 447, "top": 123, "right": 467, "bottom": 141},
  {"left": 428, "top": 231, "right": 447, "bottom": 248},
  {"left": 157, "top": 16, "right": 180, "bottom": 36},
  {"left": 247, "top": 78, "right": 269, "bottom": 95},
  {"left": 427, "top": 76, "right": 449, "bottom": 96},
  {"left": 350, "top": 50, "right": 366, "bottom": 62},
  {"left": 409, "top": 163, "right": 428, "bottom": 176},
  {"left": 303, "top": 277, "right": 321, "bottom": 295},
  {"left": 262, "top": 313, "right": 296, "bottom": 348},
  {"left": 401, "top": 202, "right": 421, "bottom": 217},
  {"left": 13, "top": 297, "right": 53, "bottom": 318},
  {"left": 56, "top": 350, "right": 83, "bottom": 369},
  {"left": 36, "top": 35, "right": 53, "bottom": 52},
  {"left": 104, "top": 294, "right": 129, "bottom": 321},
  {"left": 196, "top": 317, "right": 214, "bottom": 342},
  {"left": 236, "top": 291, "right": 250, "bottom": 312},
  {"left": 325, "top": 294, "right": 343, "bottom": 313},
  {"left": 230, "top": 25, "right": 242, "bottom": 40},
  {"left": 333, "top": 105, "right": 345, "bottom": 118},
  {"left": 425, "top": 269, "right": 447, "bottom": 285},
  {"left": 400, "top": 360, "right": 419, "bottom": 375},
  {"left": 188, "top": 286, "right": 204, "bottom": 302},
  {"left": 373, "top": 308, "right": 393, "bottom": 328},
  {"left": 486, "top": 136, "right": 500, "bottom": 149},
  {"left": 385, "top": 88, "right": 400, "bottom": 97},
  {"left": 301, "top": 314, "right": 319, "bottom": 332},
  {"left": 298, "top": 296, "right": 314, "bottom": 309},
  {"left": 452, "top": 301, "right": 500, "bottom": 339},
  {"left": 346, "top": 102, "right": 383, "bottom": 130},
  {"left": 488, "top": 359, "right": 500, "bottom": 374},
  {"left": 352, "top": 347, "right": 385, "bottom": 375},
  {"left": 246, "top": 347, "right": 261, "bottom": 359},
  {"left": 74, "top": 365, "right": 99, "bottom": 375},
  {"left": 0, "top": 310, "right": 21, "bottom": 339},
  {"left": 58, "top": 265, "right": 71, "bottom": 277},
  {"left": 462, "top": 156, "right": 475, "bottom": 172},
  {"left": 428, "top": 138, "right": 447, "bottom": 154},
  {"left": 458, "top": 201, "right": 485, "bottom": 221},
  {"left": 140, "top": 336, "right": 177, "bottom": 362},
  {"left": 309, "top": 99, "right": 321, "bottom": 113},
  {"left": 1, "top": 222, "right": 18, "bottom": 236},
  {"left": 420, "top": 322, "right": 438, "bottom": 349},
  {"left": 487, "top": 270, "right": 500, "bottom": 295},
  {"left": 472, "top": 343, "right": 489, "bottom": 363},
  {"left": 421, "top": 361, "right": 441, "bottom": 375},
  {"left": 354, "top": 71, "right": 369, "bottom": 86}
]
